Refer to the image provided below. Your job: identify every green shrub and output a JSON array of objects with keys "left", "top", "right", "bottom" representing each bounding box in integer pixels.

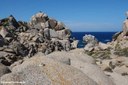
[
  {"left": 85, "top": 50, "right": 111, "bottom": 59},
  {"left": 114, "top": 47, "right": 128, "bottom": 57}
]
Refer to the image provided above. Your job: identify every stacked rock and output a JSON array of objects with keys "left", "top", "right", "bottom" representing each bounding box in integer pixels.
[
  {"left": 0, "top": 12, "right": 74, "bottom": 66},
  {"left": 83, "top": 34, "right": 99, "bottom": 51}
]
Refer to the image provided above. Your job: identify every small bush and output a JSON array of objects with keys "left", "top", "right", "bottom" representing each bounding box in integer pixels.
[
  {"left": 114, "top": 47, "right": 128, "bottom": 57},
  {"left": 85, "top": 50, "right": 111, "bottom": 59}
]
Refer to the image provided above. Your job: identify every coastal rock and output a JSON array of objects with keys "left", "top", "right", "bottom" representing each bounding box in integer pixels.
[
  {"left": 46, "top": 49, "right": 95, "bottom": 65},
  {"left": 1, "top": 56, "right": 98, "bottom": 85},
  {"left": 44, "top": 28, "right": 50, "bottom": 40},
  {"left": 83, "top": 34, "right": 98, "bottom": 51},
  {"left": 30, "top": 12, "right": 48, "bottom": 26},
  {"left": 113, "top": 12, "right": 128, "bottom": 41},
  {"left": 59, "top": 40, "right": 71, "bottom": 51},
  {"left": 8, "top": 15, "right": 19, "bottom": 28},
  {"left": 105, "top": 72, "right": 128, "bottom": 85},
  {"left": 98, "top": 60, "right": 114, "bottom": 72},
  {"left": 48, "top": 18, "right": 57, "bottom": 29},
  {"left": 71, "top": 40, "right": 79, "bottom": 49},
  {"left": 0, "top": 11, "right": 72, "bottom": 67},
  {"left": 49, "top": 29, "right": 58, "bottom": 38},
  {"left": 57, "top": 29, "right": 71, "bottom": 40},
  {"left": 113, "top": 65, "right": 128, "bottom": 75},
  {"left": 98, "top": 42, "right": 110, "bottom": 50},
  {"left": 11, "top": 41, "right": 28, "bottom": 57},
  {"left": 0, "top": 26, "right": 9, "bottom": 38},
  {"left": 71, "top": 60, "right": 115, "bottom": 85},
  {"left": 123, "top": 19, "right": 128, "bottom": 36},
  {"left": 55, "top": 22, "right": 65, "bottom": 31}
]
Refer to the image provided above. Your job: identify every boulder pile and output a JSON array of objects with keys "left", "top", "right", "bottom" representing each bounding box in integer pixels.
[
  {"left": 83, "top": 34, "right": 110, "bottom": 52},
  {"left": 0, "top": 12, "right": 74, "bottom": 66}
]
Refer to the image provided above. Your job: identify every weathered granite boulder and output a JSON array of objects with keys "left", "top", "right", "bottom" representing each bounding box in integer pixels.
[
  {"left": 123, "top": 19, "right": 128, "bottom": 36},
  {"left": 71, "top": 40, "right": 79, "bottom": 49},
  {"left": 0, "top": 56, "right": 98, "bottom": 85},
  {"left": 45, "top": 49, "right": 115, "bottom": 85},
  {"left": 83, "top": 34, "right": 98, "bottom": 51},
  {"left": 48, "top": 18, "right": 57, "bottom": 29},
  {"left": 55, "top": 22, "right": 65, "bottom": 31},
  {"left": 30, "top": 12, "right": 48, "bottom": 26},
  {"left": 98, "top": 42, "right": 110, "bottom": 50},
  {"left": 57, "top": 29, "right": 71, "bottom": 40},
  {"left": 105, "top": 72, "right": 128, "bottom": 85},
  {"left": 46, "top": 49, "right": 96, "bottom": 65},
  {"left": 0, "top": 26, "right": 9, "bottom": 38},
  {"left": 8, "top": 15, "right": 19, "bottom": 28},
  {"left": 113, "top": 12, "right": 128, "bottom": 41},
  {"left": 71, "top": 60, "right": 115, "bottom": 85},
  {"left": 49, "top": 29, "right": 58, "bottom": 38},
  {"left": 11, "top": 41, "right": 29, "bottom": 57},
  {"left": 113, "top": 65, "right": 128, "bottom": 75}
]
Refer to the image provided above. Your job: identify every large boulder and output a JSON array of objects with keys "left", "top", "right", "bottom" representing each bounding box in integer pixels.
[
  {"left": 71, "top": 40, "right": 79, "bottom": 49},
  {"left": 57, "top": 29, "right": 71, "bottom": 40},
  {"left": 113, "top": 65, "right": 128, "bottom": 75},
  {"left": 71, "top": 60, "right": 115, "bottom": 85},
  {"left": 30, "top": 12, "right": 48, "bottom": 26},
  {"left": 83, "top": 34, "right": 99, "bottom": 51},
  {"left": 0, "top": 26, "right": 9, "bottom": 38},
  {"left": 46, "top": 49, "right": 95, "bottom": 65},
  {"left": 49, "top": 29, "right": 58, "bottom": 38},
  {"left": 105, "top": 72, "right": 128, "bottom": 85},
  {"left": 45, "top": 49, "right": 115, "bottom": 85},
  {"left": 55, "top": 22, "right": 65, "bottom": 31},
  {"left": 48, "top": 18, "right": 57, "bottom": 29},
  {"left": 8, "top": 15, "right": 19, "bottom": 28},
  {"left": 0, "top": 56, "right": 98, "bottom": 85}
]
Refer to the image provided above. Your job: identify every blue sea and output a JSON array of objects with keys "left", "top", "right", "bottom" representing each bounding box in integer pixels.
[{"left": 71, "top": 32, "right": 116, "bottom": 48}]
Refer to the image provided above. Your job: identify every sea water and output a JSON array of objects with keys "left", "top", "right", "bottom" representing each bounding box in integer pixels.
[{"left": 71, "top": 32, "right": 116, "bottom": 48}]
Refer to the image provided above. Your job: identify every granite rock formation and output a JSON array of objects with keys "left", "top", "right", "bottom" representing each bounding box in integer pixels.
[{"left": 0, "top": 12, "right": 75, "bottom": 67}]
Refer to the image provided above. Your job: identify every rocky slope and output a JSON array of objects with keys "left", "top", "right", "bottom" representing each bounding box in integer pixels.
[{"left": 82, "top": 12, "right": 128, "bottom": 85}]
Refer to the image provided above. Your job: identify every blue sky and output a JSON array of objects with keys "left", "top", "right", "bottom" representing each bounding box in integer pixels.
[{"left": 0, "top": 0, "right": 128, "bottom": 32}]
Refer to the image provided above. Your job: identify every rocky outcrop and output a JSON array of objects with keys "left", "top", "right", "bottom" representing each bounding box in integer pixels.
[
  {"left": 45, "top": 49, "right": 115, "bottom": 85},
  {"left": 0, "top": 12, "right": 75, "bottom": 66},
  {"left": 83, "top": 34, "right": 110, "bottom": 52},
  {"left": 81, "top": 12, "right": 128, "bottom": 85},
  {"left": 83, "top": 34, "right": 99, "bottom": 51},
  {"left": 123, "top": 19, "right": 128, "bottom": 36},
  {"left": 0, "top": 55, "right": 98, "bottom": 85}
]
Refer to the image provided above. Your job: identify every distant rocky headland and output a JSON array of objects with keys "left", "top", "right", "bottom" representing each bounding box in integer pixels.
[{"left": 0, "top": 12, "right": 128, "bottom": 85}]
